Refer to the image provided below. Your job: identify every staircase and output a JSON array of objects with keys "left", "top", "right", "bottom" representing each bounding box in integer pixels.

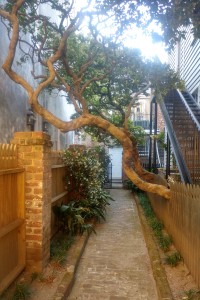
[{"left": 160, "top": 89, "right": 200, "bottom": 184}]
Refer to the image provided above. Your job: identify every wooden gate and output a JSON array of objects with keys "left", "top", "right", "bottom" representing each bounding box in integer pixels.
[{"left": 0, "top": 144, "right": 25, "bottom": 294}]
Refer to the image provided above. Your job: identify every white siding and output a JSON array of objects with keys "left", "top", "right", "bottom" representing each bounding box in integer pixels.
[{"left": 169, "top": 27, "right": 200, "bottom": 101}]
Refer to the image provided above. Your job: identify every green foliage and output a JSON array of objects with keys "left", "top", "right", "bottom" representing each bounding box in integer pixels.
[
  {"left": 149, "top": 217, "right": 164, "bottom": 232},
  {"left": 12, "top": 283, "right": 31, "bottom": 300},
  {"left": 96, "top": 0, "right": 200, "bottom": 47},
  {"left": 62, "top": 147, "right": 110, "bottom": 202},
  {"left": 63, "top": 147, "right": 99, "bottom": 189},
  {"left": 93, "top": 146, "right": 112, "bottom": 183},
  {"left": 165, "top": 251, "right": 182, "bottom": 267},
  {"left": 157, "top": 131, "right": 167, "bottom": 150},
  {"left": 30, "top": 272, "right": 39, "bottom": 283},
  {"left": 50, "top": 235, "right": 74, "bottom": 265},
  {"left": 137, "top": 192, "right": 173, "bottom": 252},
  {"left": 53, "top": 202, "right": 96, "bottom": 235},
  {"left": 158, "top": 234, "right": 173, "bottom": 252},
  {"left": 53, "top": 147, "right": 112, "bottom": 235},
  {"left": 184, "top": 289, "right": 200, "bottom": 300},
  {"left": 0, "top": 0, "right": 185, "bottom": 201},
  {"left": 83, "top": 120, "right": 146, "bottom": 147},
  {"left": 123, "top": 179, "right": 142, "bottom": 193}
]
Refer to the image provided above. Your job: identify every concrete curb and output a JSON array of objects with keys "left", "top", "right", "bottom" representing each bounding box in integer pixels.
[
  {"left": 134, "top": 194, "right": 173, "bottom": 300},
  {"left": 53, "top": 233, "right": 90, "bottom": 300}
]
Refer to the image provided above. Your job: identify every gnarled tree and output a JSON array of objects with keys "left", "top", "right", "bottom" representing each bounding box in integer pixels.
[{"left": 0, "top": 0, "right": 183, "bottom": 199}]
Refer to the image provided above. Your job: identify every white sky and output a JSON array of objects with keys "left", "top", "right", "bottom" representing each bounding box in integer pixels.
[
  {"left": 124, "top": 30, "right": 168, "bottom": 63},
  {"left": 78, "top": 0, "right": 168, "bottom": 63}
]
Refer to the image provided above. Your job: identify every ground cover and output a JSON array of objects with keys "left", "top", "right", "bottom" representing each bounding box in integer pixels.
[{"left": 136, "top": 190, "right": 200, "bottom": 300}]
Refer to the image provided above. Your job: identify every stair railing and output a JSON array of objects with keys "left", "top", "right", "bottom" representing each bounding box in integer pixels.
[
  {"left": 177, "top": 90, "right": 200, "bottom": 131},
  {"left": 159, "top": 99, "right": 192, "bottom": 184}
]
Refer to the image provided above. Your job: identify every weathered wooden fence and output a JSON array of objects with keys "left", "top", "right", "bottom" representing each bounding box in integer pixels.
[
  {"left": 51, "top": 159, "right": 67, "bottom": 237},
  {"left": 0, "top": 144, "right": 25, "bottom": 294},
  {"left": 0, "top": 134, "right": 71, "bottom": 295},
  {"left": 148, "top": 175, "right": 200, "bottom": 287}
]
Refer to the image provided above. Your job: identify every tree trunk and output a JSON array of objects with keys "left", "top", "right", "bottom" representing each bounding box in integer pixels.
[{"left": 37, "top": 111, "right": 171, "bottom": 200}]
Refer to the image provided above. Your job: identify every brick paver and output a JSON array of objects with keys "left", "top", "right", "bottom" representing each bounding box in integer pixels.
[{"left": 67, "top": 189, "right": 158, "bottom": 300}]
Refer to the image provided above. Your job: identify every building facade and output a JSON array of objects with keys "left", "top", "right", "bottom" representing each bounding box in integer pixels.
[
  {"left": 169, "top": 27, "right": 200, "bottom": 105},
  {"left": 0, "top": 9, "right": 74, "bottom": 149}
]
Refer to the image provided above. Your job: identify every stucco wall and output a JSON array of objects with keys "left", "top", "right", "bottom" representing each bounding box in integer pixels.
[
  {"left": 0, "top": 22, "right": 30, "bottom": 143},
  {"left": 0, "top": 21, "right": 74, "bottom": 148}
]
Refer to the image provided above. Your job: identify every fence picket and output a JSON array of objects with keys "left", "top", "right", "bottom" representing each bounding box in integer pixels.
[
  {"left": 0, "top": 143, "right": 25, "bottom": 295},
  {"left": 0, "top": 144, "right": 18, "bottom": 169},
  {"left": 148, "top": 177, "right": 200, "bottom": 288}
]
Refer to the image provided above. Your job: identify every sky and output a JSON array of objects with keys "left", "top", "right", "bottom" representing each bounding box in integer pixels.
[
  {"left": 78, "top": 0, "right": 168, "bottom": 64},
  {"left": 124, "top": 29, "right": 168, "bottom": 63}
]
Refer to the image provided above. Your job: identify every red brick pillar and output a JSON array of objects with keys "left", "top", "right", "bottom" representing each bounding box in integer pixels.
[{"left": 11, "top": 132, "right": 53, "bottom": 271}]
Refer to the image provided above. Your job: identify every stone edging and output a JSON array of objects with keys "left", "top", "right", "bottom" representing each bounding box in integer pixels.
[
  {"left": 53, "top": 233, "right": 91, "bottom": 300},
  {"left": 134, "top": 194, "right": 173, "bottom": 300}
]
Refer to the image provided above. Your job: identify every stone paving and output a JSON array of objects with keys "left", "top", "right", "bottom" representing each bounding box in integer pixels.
[{"left": 67, "top": 189, "right": 158, "bottom": 300}]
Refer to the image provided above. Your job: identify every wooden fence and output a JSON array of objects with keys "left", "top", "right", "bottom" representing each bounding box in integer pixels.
[
  {"left": 51, "top": 162, "right": 68, "bottom": 237},
  {"left": 148, "top": 175, "right": 200, "bottom": 287},
  {"left": 0, "top": 144, "right": 25, "bottom": 294}
]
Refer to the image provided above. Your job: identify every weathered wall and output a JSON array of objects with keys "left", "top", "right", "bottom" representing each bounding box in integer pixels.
[
  {"left": 0, "top": 22, "right": 30, "bottom": 143},
  {"left": 0, "top": 21, "right": 74, "bottom": 148}
]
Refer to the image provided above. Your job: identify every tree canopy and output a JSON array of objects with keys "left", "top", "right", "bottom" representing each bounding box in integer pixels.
[
  {"left": 0, "top": 0, "right": 184, "bottom": 199},
  {"left": 96, "top": 0, "right": 200, "bottom": 47}
]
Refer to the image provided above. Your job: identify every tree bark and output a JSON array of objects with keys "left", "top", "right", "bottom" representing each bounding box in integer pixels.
[
  {"left": 31, "top": 107, "right": 171, "bottom": 200},
  {"left": 0, "top": 2, "right": 171, "bottom": 200}
]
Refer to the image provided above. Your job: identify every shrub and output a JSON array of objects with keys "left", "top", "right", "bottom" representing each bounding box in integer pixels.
[
  {"left": 165, "top": 251, "right": 182, "bottom": 267},
  {"left": 62, "top": 147, "right": 107, "bottom": 202},
  {"left": 12, "top": 283, "right": 31, "bottom": 300},
  {"left": 53, "top": 147, "right": 112, "bottom": 235}
]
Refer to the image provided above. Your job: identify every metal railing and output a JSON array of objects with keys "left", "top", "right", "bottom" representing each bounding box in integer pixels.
[{"left": 161, "top": 90, "right": 200, "bottom": 184}]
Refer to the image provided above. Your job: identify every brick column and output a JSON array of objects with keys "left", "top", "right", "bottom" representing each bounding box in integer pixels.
[{"left": 11, "top": 132, "right": 53, "bottom": 271}]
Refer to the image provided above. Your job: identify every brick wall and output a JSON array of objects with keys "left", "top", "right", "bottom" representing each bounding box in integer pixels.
[{"left": 11, "top": 132, "right": 53, "bottom": 271}]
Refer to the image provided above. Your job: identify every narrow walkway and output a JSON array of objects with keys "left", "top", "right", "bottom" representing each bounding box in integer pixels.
[{"left": 67, "top": 189, "right": 158, "bottom": 300}]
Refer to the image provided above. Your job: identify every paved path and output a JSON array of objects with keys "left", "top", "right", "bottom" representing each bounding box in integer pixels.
[{"left": 67, "top": 189, "right": 158, "bottom": 300}]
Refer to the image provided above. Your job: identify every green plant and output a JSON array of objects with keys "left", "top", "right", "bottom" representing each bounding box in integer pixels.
[
  {"left": 94, "top": 146, "right": 111, "bottom": 185},
  {"left": 149, "top": 217, "right": 164, "bottom": 232},
  {"left": 123, "top": 179, "right": 142, "bottom": 193},
  {"left": 158, "top": 235, "right": 172, "bottom": 252},
  {"left": 157, "top": 131, "right": 167, "bottom": 150},
  {"left": 12, "top": 283, "right": 31, "bottom": 300},
  {"left": 50, "top": 235, "right": 74, "bottom": 265},
  {"left": 54, "top": 147, "right": 112, "bottom": 236},
  {"left": 30, "top": 272, "right": 40, "bottom": 283},
  {"left": 137, "top": 192, "right": 156, "bottom": 220},
  {"left": 137, "top": 192, "right": 173, "bottom": 252},
  {"left": 184, "top": 289, "right": 200, "bottom": 300},
  {"left": 53, "top": 203, "right": 96, "bottom": 236},
  {"left": 165, "top": 251, "right": 182, "bottom": 267},
  {"left": 62, "top": 147, "right": 111, "bottom": 202}
]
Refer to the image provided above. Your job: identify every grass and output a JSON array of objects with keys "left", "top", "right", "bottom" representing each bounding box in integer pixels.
[
  {"left": 12, "top": 283, "right": 31, "bottom": 300},
  {"left": 50, "top": 234, "right": 75, "bottom": 265},
  {"left": 183, "top": 289, "right": 200, "bottom": 300},
  {"left": 137, "top": 192, "right": 173, "bottom": 253},
  {"left": 158, "top": 234, "right": 173, "bottom": 252},
  {"left": 165, "top": 251, "right": 182, "bottom": 267}
]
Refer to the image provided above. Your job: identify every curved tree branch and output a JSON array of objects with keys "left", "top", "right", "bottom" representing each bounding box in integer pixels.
[{"left": 0, "top": 1, "right": 172, "bottom": 200}]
